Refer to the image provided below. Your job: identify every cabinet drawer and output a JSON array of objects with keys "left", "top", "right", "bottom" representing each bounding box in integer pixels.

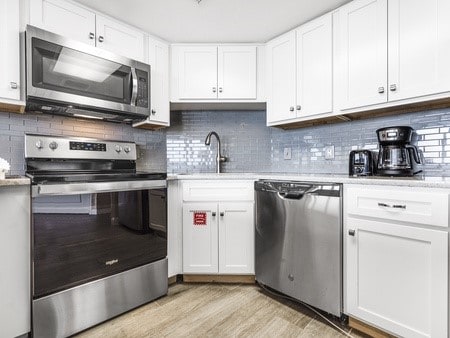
[
  {"left": 346, "top": 186, "right": 449, "bottom": 228},
  {"left": 182, "top": 180, "right": 254, "bottom": 202}
]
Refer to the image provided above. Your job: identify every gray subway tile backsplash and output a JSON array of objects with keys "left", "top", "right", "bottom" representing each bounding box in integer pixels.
[
  {"left": 0, "top": 112, "right": 166, "bottom": 175},
  {"left": 167, "top": 108, "right": 450, "bottom": 176},
  {"left": 1, "top": 106, "right": 450, "bottom": 176}
]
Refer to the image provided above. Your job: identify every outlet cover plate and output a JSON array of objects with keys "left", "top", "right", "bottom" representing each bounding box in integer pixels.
[
  {"left": 324, "top": 146, "right": 335, "bottom": 160},
  {"left": 283, "top": 147, "right": 292, "bottom": 160}
]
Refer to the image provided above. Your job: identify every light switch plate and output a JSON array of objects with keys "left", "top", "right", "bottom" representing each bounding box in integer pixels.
[
  {"left": 283, "top": 147, "right": 292, "bottom": 160},
  {"left": 324, "top": 146, "right": 335, "bottom": 160}
]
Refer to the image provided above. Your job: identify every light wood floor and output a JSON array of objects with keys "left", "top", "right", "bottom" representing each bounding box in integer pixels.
[{"left": 76, "top": 283, "right": 369, "bottom": 338}]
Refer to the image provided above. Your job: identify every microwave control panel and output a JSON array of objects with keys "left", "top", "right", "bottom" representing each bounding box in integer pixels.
[{"left": 136, "top": 69, "right": 149, "bottom": 108}]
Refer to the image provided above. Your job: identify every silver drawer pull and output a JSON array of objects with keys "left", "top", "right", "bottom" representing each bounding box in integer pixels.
[
  {"left": 378, "top": 202, "right": 406, "bottom": 209},
  {"left": 212, "top": 212, "right": 216, "bottom": 217},
  {"left": 348, "top": 229, "right": 356, "bottom": 236}
]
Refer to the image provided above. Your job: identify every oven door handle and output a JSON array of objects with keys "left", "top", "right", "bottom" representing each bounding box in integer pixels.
[{"left": 32, "top": 180, "right": 166, "bottom": 197}]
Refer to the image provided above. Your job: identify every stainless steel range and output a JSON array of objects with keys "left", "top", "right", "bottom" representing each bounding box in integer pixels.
[{"left": 25, "top": 134, "right": 168, "bottom": 338}]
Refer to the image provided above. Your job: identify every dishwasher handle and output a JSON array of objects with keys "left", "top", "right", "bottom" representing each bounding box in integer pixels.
[{"left": 278, "top": 192, "right": 305, "bottom": 200}]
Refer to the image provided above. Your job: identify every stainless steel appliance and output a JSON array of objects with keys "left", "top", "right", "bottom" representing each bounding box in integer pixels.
[
  {"left": 25, "top": 134, "right": 167, "bottom": 338},
  {"left": 25, "top": 25, "right": 150, "bottom": 122},
  {"left": 376, "top": 126, "right": 423, "bottom": 176},
  {"left": 255, "top": 180, "right": 342, "bottom": 317},
  {"left": 349, "top": 150, "right": 375, "bottom": 176}
]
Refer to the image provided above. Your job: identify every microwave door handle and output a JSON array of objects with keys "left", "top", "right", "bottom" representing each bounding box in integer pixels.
[{"left": 130, "top": 68, "right": 138, "bottom": 106}]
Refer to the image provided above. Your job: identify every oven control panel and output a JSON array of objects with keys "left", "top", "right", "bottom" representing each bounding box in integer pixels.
[
  {"left": 25, "top": 134, "right": 137, "bottom": 160},
  {"left": 69, "top": 142, "right": 107, "bottom": 152}
]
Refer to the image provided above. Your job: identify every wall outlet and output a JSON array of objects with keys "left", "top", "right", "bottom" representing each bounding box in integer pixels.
[
  {"left": 283, "top": 147, "right": 292, "bottom": 160},
  {"left": 324, "top": 145, "right": 335, "bottom": 160}
]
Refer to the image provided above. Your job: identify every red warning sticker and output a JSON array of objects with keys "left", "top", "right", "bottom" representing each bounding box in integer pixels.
[{"left": 193, "top": 211, "right": 207, "bottom": 226}]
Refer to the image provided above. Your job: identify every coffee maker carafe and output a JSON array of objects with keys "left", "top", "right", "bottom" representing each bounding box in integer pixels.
[{"left": 376, "top": 126, "right": 423, "bottom": 176}]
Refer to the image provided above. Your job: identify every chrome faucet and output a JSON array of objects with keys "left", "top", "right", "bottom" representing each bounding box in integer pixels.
[{"left": 205, "top": 131, "right": 227, "bottom": 174}]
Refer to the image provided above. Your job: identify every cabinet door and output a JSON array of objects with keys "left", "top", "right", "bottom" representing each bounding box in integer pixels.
[
  {"left": 182, "top": 203, "right": 218, "bottom": 273},
  {"left": 0, "top": 186, "right": 31, "bottom": 337},
  {"left": 217, "top": 46, "right": 257, "bottom": 100},
  {"left": 218, "top": 202, "right": 254, "bottom": 274},
  {"left": 0, "top": 0, "right": 20, "bottom": 101},
  {"left": 339, "top": 0, "right": 387, "bottom": 110},
  {"left": 148, "top": 37, "right": 170, "bottom": 125},
  {"left": 266, "top": 31, "right": 297, "bottom": 124},
  {"left": 176, "top": 46, "right": 218, "bottom": 100},
  {"left": 346, "top": 218, "right": 448, "bottom": 338},
  {"left": 29, "top": 0, "right": 96, "bottom": 46},
  {"left": 296, "top": 14, "right": 333, "bottom": 118},
  {"left": 388, "top": 0, "right": 450, "bottom": 101},
  {"left": 96, "top": 15, "right": 145, "bottom": 62}
]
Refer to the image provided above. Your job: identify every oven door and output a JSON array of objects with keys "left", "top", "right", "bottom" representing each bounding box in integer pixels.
[
  {"left": 26, "top": 25, "right": 149, "bottom": 118},
  {"left": 31, "top": 181, "right": 167, "bottom": 299}
]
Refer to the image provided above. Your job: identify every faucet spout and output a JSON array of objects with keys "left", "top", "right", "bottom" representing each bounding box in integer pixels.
[{"left": 204, "top": 131, "right": 227, "bottom": 174}]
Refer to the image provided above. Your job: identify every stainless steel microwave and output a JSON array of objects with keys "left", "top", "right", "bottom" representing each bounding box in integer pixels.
[{"left": 25, "top": 25, "right": 150, "bottom": 122}]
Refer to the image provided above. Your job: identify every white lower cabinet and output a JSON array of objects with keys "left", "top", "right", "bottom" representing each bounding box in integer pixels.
[
  {"left": 218, "top": 202, "right": 254, "bottom": 274},
  {"left": 0, "top": 185, "right": 31, "bottom": 337},
  {"left": 345, "top": 186, "right": 449, "bottom": 338},
  {"left": 182, "top": 181, "right": 255, "bottom": 275}
]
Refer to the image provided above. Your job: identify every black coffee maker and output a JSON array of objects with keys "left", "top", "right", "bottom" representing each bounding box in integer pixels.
[{"left": 376, "top": 126, "right": 423, "bottom": 176}]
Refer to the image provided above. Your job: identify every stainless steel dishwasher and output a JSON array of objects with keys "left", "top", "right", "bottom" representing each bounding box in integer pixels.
[{"left": 255, "top": 180, "right": 342, "bottom": 317}]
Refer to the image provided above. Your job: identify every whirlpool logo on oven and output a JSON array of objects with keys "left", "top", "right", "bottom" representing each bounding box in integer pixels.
[{"left": 105, "top": 259, "right": 119, "bottom": 266}]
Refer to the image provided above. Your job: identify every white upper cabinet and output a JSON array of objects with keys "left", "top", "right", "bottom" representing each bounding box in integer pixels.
[
  {"left": 266, "top": 13, "right": 333, "bottom": 126},
  {"left": 266, "top": 31, "right": 297, "bottom": 124},
  {"left": 171, "top": 44, "right": 260, "bottom": 102},
  {"left": 29, "top": 0, "right": 146, "bottom": 61},
  {"left": 148, "top": 36, "right": 170, "bottom": 126},
  {"left": 338, "top": 0, "right": 388, "bottom": 110},
  {"left": 338, "top": 0, "right": 450, "bottom": 112},
  {"left": 29, "top": 0, "right": 96, "bottom": 46},
  {"left": 388, "top": 0, "right": 450, "bottom": 101},
  {"left": 217, "top": 46, "right": 257, "bottom": 100},
  {"left": 0, "top": 0, "right": 21, "bottom": 102},
  {"left": 296, "top": 14, "right": 333, "bottom": 118},
  {"left": 95, "top": 14, "right": 145, "bottom": 62},
  {"left": 175, "top": 46, "right": 218, "bottom": 100}
]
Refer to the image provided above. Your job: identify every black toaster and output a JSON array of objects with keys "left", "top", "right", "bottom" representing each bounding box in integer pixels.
[{"left": 349, "top": 150, "right": 375, "bottom": 176}]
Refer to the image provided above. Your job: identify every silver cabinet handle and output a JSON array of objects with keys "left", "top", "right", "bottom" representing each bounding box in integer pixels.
[
  {"left": 212, "top": 212, "right": 216, "bottom": 217},
  {"left": 296, "top": 105, "right": 301, "bottom": 110},
  {"left": 348, "top": 229, "right": 356, "bottom": 236},
  {"left": 220, "top": 212, "right": 224, "bottom": 217},
  {"left": 10, "top": 82, "right": 18, "bottom": 89},
  {"left": 89, "top": 32, "right": 95, "bottom": 39},
  {"left": 218, "top": 87, "right": 223, "bottom": 93},
  {"left": 212, "top": 87, "right": 217, "bottom": 93},
  {"left": 98, "top": 36, "right": 104, "bottom": 43},
  {"left": 390, "top": 84, "right": 397, "bottom": 91},
  {"left": 151, "top": 109, "right": 156, "bottom": 115},
  {"left": 289, "top": 106, "right": 295, "bottom": 112},
  {"left": 378, "top": 202, "right": 406, "bottom": 209},
  {"left": 378, "top": 87, "right": 385, "bottom": 93}
]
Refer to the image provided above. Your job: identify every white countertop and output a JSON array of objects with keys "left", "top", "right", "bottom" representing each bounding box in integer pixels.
[
  {"left": 168, "top": 173, "right": 450, "bottom": 189},
  {"left": 0, "top": 176, "right": 30, "bottom": 187}
]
